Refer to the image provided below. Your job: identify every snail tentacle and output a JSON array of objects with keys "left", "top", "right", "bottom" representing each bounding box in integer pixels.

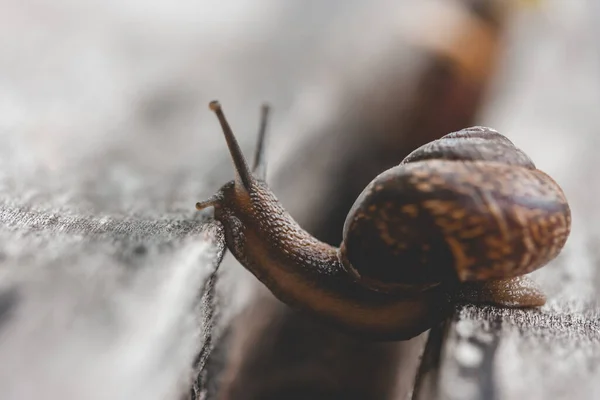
[
  {"left": 209, "top": 100, "right": 253, "bottom": 190},
  {"left": 252, "top": 103, "right": 270, "bottom": 181}
]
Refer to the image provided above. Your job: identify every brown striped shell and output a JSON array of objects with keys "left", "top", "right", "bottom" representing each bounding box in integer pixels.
[{"left": 340, "top": 127, "right": 571, "bottom": 293}]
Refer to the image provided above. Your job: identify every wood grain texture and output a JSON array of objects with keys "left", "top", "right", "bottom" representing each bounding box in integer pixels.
[
  {"left": 1, "top": 1, "right": 598, "bottom": 399},
  {"left": 0, "top": 208, "right": 226, "bottom": 400}
]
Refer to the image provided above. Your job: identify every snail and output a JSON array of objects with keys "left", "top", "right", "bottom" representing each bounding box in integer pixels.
[{"left": 196, "top": 101, "right": 571, "bottom": 340}]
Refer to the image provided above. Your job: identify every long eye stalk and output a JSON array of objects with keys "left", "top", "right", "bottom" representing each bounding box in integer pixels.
[
  {"left": 252, "top": 104, "right": 270, "bottom": 180},
  {"left": 209, "top": 100, "right": 253, "bottom": 189}
]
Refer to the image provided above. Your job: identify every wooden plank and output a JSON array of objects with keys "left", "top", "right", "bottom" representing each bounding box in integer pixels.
[
  {"left": 415, "top": 303, "right": 600, "bottom": 400},
  {"left": 1, "top": 1, "right": 597, "bottom": 399},
  {"left": 0, "top": 209, "right": 225, "bottom": 400}
]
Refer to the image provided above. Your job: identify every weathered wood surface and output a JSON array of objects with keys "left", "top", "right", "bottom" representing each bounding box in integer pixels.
[{"left": 1, "top": 1, "right": 599, "bottom": 399}]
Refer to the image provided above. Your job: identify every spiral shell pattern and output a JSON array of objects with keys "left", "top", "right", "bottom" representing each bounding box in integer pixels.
[{"left": 341, "top": 127, "right": 571, "bottom": 292}]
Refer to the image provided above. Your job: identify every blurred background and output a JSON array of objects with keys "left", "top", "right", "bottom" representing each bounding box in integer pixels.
[
  {"left": 1, "top": 0, "right": 597, "bottom": 212},
  {"left": 0, "top": 0, "right": 599, "bottom": 399}
]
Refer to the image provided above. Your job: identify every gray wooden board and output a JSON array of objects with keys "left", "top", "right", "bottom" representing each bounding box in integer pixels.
[
  {"left": 0, "top": 200, "right": 226, "bottom": 400},
  {"left": 1, "top": 1, "right": 599, "bottom": 399},
  {"left": 415, "top": 303, "right": 600, "bottom": 400}
]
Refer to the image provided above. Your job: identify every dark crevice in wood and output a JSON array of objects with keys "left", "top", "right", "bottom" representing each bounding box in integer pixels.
[
  {"left": 190, "top": 225, "right": 226, "bottom": 399},
  {"left": 412, "top": 319, "right": 449, "bottom": 400},
  {"left": 201, "top": 326, "right": 234, "bottom": 400},
  {"left": 191, "top": 272, "right": 219, "bottom": 399}
]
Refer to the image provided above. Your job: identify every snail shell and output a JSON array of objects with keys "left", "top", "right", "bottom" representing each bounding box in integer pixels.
[{"left": 340, "top": 127, "right": 571, "bottom": 293}]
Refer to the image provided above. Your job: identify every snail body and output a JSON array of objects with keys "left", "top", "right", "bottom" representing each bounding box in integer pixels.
[{"left": 197, "top": 101, "right": 571, "bottom": 340}]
